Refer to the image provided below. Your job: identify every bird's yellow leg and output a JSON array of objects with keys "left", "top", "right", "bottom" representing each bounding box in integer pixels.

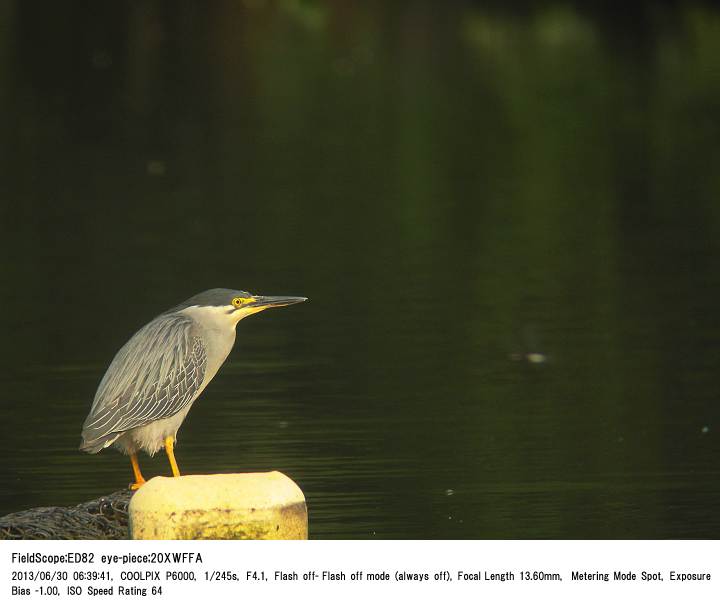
[
  {"left": 165, "top": 436, "right": 181, "bottom": 477},
  {"left": 129, "top": 452, "right": 146, "bottom": 490}
]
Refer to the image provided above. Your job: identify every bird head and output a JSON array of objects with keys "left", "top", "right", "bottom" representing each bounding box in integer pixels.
[{"left": 177, "top": 288, "right": 307, "bottom": 325}]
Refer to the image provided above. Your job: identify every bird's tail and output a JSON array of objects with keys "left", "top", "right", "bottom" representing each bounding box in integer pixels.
[{"left": 79, "top": 431, "right": 120, "bottom": 454}]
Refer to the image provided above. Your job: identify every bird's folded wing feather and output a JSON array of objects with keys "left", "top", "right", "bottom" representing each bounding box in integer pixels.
[{"left": 81, "top": 314, "right": 207, "bottom": 445}]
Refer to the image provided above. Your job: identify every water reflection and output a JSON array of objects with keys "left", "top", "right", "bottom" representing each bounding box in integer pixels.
[{"left": 1, "top": 1, "right": 719, "bottom": 538}]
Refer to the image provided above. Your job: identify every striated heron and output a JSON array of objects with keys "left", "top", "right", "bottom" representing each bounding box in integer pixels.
[{"left": 79, "top": 288, "right": 307, "bottom": 489}]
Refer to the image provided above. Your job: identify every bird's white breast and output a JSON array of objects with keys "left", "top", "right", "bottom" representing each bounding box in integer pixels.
[{"left": 181, "top": 305, "right": 238, "bottom": 389}]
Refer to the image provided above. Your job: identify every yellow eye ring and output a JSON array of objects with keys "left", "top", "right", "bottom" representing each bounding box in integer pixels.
[{"left": 232, "top": 296, "right": 255, "bottom": 308}]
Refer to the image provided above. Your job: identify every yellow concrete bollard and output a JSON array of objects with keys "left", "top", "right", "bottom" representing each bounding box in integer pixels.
[{"left": 128, "top": 472, "right": 307, "bottom": 540}]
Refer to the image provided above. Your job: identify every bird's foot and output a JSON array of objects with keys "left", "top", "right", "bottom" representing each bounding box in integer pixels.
[{"left": 129, "top": 478, "right": 146, "bottom": 491}]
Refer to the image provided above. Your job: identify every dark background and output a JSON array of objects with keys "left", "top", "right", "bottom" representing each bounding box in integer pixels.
[{"left": 1, "top": 0, "right": 720, "bottom": 538}]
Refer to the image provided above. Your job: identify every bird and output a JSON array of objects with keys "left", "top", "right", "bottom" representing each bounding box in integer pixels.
[{"left": 80, "top": 288, "right": 307, "bottom": 489}]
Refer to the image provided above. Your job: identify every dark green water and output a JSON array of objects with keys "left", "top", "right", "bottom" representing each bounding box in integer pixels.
[{"left": 1, "top": 1, "right": 720, "bottom": 538}]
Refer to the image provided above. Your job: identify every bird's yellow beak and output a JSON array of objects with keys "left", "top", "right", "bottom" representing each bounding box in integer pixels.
[{"left": 239, "top": 295, "right": 308, "bottom": 316}]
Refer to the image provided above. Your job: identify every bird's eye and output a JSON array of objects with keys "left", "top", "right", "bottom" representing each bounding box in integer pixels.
[{"left": 232, "top": 296, "right": 255, "bottom": 308}]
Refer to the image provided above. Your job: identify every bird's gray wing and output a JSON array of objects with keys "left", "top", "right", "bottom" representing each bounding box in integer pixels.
[{"left": 80, "top": 313, "right": 207, "bottom": 452}]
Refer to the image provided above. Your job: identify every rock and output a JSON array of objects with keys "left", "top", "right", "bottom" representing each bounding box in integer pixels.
[{"left": 128, "top": 472, "right": 307, "bottom": 540}]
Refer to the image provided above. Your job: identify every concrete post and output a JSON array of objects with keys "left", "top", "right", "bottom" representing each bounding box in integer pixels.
[{"left": 128, "top": 472, "right": 307, "bottom": 540}]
